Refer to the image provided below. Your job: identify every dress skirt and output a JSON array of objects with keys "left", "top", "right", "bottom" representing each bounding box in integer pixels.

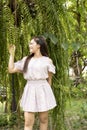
[{"left": 20, "top": 80, "right": 57, "bottom": 112}]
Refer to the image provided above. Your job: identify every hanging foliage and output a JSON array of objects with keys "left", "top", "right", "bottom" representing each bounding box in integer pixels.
[{"left": 2, "top": 0, "right": 87, "bottom": 129}]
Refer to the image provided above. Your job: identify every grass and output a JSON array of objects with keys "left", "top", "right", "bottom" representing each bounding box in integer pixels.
[{"left": 65, "top": 98, "right": 87, "bottom": 130}]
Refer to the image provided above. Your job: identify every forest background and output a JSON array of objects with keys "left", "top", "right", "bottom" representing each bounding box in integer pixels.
[{"left": 0, "top": 0, "right": 87, "bottom": 130}]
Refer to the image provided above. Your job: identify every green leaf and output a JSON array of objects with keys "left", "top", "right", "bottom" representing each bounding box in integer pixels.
[
  {"left": 61, "top": 43, "right": 69, "bottom": 50},
  {"left": 71, "top": 43, "right": 81, "bottom": 51},
  {"left": 44, "top": 32, "right": 58, "bottom": 44}
]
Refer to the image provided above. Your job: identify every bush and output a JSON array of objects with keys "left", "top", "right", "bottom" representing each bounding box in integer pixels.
[
  {"left": 0, "top": 115, "right": 8, "bottom": 127},
  {"left": 0, "top": 113, "right": 18, "bottom": 127},
  {"left": 67, "top": 81, "right": 87, "bottom": 98}
]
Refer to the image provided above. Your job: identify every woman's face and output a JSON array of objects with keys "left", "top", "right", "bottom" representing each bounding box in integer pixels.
[{"left": 29, "top": 39, "right": 40, "bottom": 54}]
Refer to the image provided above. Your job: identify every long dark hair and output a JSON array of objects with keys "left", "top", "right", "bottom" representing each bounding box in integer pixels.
[{"left": 23, "top": 36, "right": 48, "bottom": 73}]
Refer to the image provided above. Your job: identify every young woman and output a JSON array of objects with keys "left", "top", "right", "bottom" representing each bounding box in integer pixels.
[{"left": 8, "top": 36, "right": 57, "bottom": 130}]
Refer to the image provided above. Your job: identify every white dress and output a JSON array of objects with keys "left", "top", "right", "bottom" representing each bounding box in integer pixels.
[{"left": 14, "top": 56, "right": 57, "bottom": 112}]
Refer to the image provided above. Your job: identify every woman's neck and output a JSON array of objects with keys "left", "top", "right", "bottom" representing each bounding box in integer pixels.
[{"left": 33, "top": 51, "right": 42, "bottom": 58}]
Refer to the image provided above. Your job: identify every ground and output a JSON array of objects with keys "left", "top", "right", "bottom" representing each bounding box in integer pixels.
[{"left": 0, "top": 98, "right": 87, "bottom": 130}]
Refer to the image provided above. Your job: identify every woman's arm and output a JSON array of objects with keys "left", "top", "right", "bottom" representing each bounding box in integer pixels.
[
  {"left": 47, "top": 72, "right": 53, "bottom": 86},
  {"left": 8, "top": 45, "right": 21, "bottom": 73}
]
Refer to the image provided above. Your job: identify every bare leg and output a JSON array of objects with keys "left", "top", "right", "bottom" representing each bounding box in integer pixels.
[
  {"left": 24, "top": 112, "right": 35, "bottom": 130},
  {"left": 39, "top": 111, "right": 48, "bottom": 130}
]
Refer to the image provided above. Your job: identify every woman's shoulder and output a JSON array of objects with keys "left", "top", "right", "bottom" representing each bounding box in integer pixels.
[
  {"left": 22, "top": 56, "right": 27, "bottom": 60},
  {"left": 43, "top": 56, "right": 53, "bottom": 63},
  {"left": 19, "top": 56, "right": 27, "bottom": 62}
]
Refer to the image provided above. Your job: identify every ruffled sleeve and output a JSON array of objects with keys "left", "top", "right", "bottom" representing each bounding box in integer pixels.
[
  {"left": 14, "top": 57, "right": 27, "bottom": 72},
  {"left": 47, "top": 58, "right": 56, "bottom": 74}
]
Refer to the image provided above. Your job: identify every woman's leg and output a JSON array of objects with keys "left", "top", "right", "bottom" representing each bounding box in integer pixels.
[
  {"left": 39, "top": 111, "right": 48, "bottom": 130},
  {"left": 24, "top": 112, "right": 35, "bottom": 130}
]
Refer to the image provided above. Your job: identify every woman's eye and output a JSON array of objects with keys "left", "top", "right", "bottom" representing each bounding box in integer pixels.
[
  {"left": 30, "top": 42, "right": 34, "bottom": 45},
  {"left": 29, "top": 43, "right": 32, "bottom": 46}
]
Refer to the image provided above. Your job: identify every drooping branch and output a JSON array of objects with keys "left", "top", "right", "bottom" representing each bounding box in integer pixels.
[{"left": 8, "top": 0, "right": 21, "bottom": 27}]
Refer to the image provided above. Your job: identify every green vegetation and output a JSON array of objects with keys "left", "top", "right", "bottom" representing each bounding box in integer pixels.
[
  {"left": 65, "top": 98, "right": 87, "bottom": 130},
  {"left": 0, "top": 0, "right": 87, "bottom": 130}
]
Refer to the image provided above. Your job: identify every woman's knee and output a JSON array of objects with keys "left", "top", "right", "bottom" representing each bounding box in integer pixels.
[
  {"left": 25, "top": 119, "right": 34, "bottom": 127},
  {"left": 39, "top": 112, "right": 48, "bottom": 124},
  {"left": 24, "top": 112, "right": 35, "bottom": 127}
]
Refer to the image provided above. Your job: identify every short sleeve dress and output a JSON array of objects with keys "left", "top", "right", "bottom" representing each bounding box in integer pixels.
[{"left": 14, "top": 56, "right": 57, "bottom": 112}]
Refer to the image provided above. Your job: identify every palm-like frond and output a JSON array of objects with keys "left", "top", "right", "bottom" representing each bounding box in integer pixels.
[{"left": 0, "top": 0, "right": 70, "bottom": 129}]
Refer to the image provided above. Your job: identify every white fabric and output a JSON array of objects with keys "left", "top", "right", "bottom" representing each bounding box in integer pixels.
[
  {"left": 14, "top": 57, "right": 27, "bottom": 72},
  {"left": 14, "top": 56, "right": 57, "bottom": 112},
  {"left": 14, "top": 56, "right": 55, "bottom": 80},
  {"left": 20, "top": 80, "right": 56, "bottom": 112}
]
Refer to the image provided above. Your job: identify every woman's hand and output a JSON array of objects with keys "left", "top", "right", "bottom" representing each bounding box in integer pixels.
[{"left": 8, "top": 44, "right": 16, "bottom": 56}]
